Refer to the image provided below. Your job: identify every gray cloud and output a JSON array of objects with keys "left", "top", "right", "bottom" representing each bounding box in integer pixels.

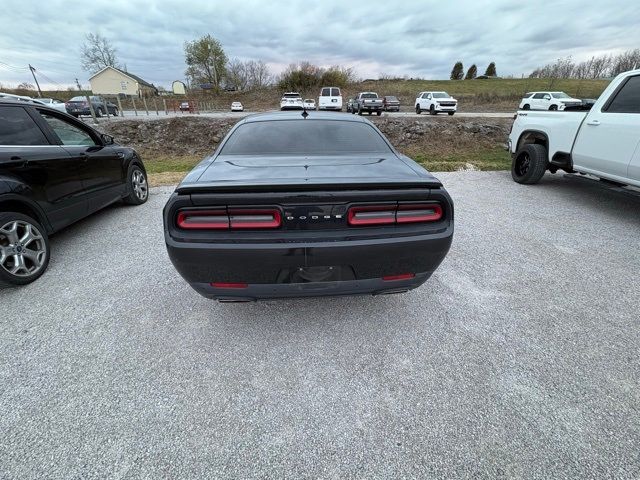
[{"left": 0, "top": 0, "right": 639, "bottom": 89}]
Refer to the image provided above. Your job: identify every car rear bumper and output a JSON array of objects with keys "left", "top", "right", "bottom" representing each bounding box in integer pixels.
[{"left": 166, "top": 230, "right": 453, "bottom": 300}]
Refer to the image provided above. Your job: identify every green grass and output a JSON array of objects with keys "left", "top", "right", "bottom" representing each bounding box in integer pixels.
[
  {"left": 407, "top": 147, "right": 511, "bottom": 172},
  {"left": 142, "top": 154, "right": 202, "bottom": 174},
  {"left": 353, "top": 77, "right": 610, "bottom": 100}
]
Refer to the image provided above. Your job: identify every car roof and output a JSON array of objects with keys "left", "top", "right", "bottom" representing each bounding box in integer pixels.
[{"left": 240, "top": 110, "right": 371, "bottom": 124}]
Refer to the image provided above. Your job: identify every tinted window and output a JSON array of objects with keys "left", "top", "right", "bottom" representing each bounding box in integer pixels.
[
  {"left": 220, "top": 120, "right": 392, "bottom": 155},
  {"left": 605, "top": 76, "right": 640, "bottom": 114},
  {"left": 331, "top": 88, "right": 340, "bottom": 96},
  {"left": 39, "top": 112, "right": 96, "bottom": 146},
  {"left": 360, "top": 93, "right": 378, "bottom": 98},
  {"left": 533, "top": 93, "right": 546, "bottom": 99},
  {"left": 69, "top": 96, "right": 85, "bottom": 101},
  {"left": 432, "top": 92, "right": 450, "bottom": 98},
  {"left": 0, "top": 106, "right": 48, "bottom": 145},
  {"left": 321, "top": 88, "right": 331, "bottom": 96}
]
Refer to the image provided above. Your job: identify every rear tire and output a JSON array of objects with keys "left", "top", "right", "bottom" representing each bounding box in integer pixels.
[
  {"left": 122, "top": 164, "right": 149, "bottom": 205},
  {"left": 358, "top": 106, "right": 362, "bottom": 115},
  {"left": 0, "top": 212, "right": 50, "bottom": 287},
  {"left": 511, "top": 143, "right": 548, "bottom": 184},
  {"left": 416, "top": 104, "right": 421, "bottom": 114},
  {"left": 523, "top": 104, "right": 530, "bottom": 110},
  {"left": 376, "top": 110, "right": 382, "bottom": 116},
  {"left": 96, "top": 107, "right": 103, "bottom": 117}
]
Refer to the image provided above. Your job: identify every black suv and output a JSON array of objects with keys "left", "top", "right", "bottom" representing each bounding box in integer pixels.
[{"left": 0, "top": 98, "right": 148, "bottom": 286}]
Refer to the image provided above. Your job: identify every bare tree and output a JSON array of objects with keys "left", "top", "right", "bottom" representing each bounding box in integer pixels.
[
  {"left": 246, "top": 60, "right": 272, "bottom": 88},
  {"left": 610, "top": 49, "right": 640, "bottom": 76},
  {"left": 81, "top": 33, "right": 119, "bottom": 73},
  {"left": 225, "top": 58, "right": 249, "bottom": 91}
]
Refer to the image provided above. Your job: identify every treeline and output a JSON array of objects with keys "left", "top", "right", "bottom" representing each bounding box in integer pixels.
[
  {"left": 276, "top": 62, "right": 357, "bottom": 91},
  {"left": 450, "top": 62, "right": 497, "bottom": 80},
  {"left": 529, "top": 49, "right": 640, "bottom": 79}
]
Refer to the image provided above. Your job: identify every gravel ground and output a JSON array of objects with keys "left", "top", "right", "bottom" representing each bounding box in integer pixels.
[{"left": 1, "top": 171, "right": 639, "bottom": 479}]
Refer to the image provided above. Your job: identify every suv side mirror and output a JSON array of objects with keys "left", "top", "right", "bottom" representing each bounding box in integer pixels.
[{"left": 101, "top": 133, "right": 114, "bottom": 145}]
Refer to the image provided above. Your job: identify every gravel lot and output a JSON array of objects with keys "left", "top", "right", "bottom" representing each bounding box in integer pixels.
[{"left": 1, "top": 171, "right": 639, "bottom": 479}]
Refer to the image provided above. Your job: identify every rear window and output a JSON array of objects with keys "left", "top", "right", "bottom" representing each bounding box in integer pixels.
[
  {"left": 385, "top": 96, "right": 398, "bottom": 101},
  {"left": 220, "top": 120, "right": 392, "bottom": 155},
  {"left": 69, "top": 96, "right": 85, "bottom": 101},
  {"left": 605, "top": 75, "right": 640, "bottom": 114},
  {"left": 0, "top": 106, "right": 48, "bottom": 146},
  {"left": 321, "top": 88, "right": 331, "bottom": 96},
  {"left": 283, "top": 93, "right": 301, "bottom": 98},
  {"left": 331, "top": 88, "right": 341, "bottom": 96},
  {"left": 361, "top": 93, "right": 378, "bottom": 99}
]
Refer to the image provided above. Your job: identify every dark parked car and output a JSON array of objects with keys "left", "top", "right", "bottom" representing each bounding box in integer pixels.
[
  {"left": 0, "top": 98, "right": 148, "bottom": 286},
  {"left": 345, "top": 97, "right": 356, "bottom": 113},
  {"left": 163, "top": 111, "right": 454, "bottom": 301},
  {"left": 383, "top": 95, "right": 400, "bottom": 112},
  {"left": 65, "top": 95, "right": 119, "bottom": 117}
]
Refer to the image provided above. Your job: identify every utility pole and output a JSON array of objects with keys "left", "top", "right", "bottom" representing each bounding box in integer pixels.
[
  {"left": 28, "top": 64, "right": 42, "bottom": 97},
  {"left": 75, "top": 78, "right": 82, "bottom": 91}
]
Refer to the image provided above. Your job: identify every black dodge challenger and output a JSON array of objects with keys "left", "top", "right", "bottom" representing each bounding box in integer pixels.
[{"left": 163, "top": 111, "right": 453, "bottom": 301}]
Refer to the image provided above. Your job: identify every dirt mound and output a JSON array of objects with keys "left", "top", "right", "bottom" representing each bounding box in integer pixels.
[{"left": 100, "top": 116, "right": 511, "bottom": 159}]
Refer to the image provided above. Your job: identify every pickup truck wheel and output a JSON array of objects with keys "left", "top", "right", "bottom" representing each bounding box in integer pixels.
[
  {"left": 358, "top": 106, "right": 363, "bottom": 115},
  {"left": 416, "top": 104, "right": 421, "bottom": 114},
  {"left": 549, "top": 104, "right": 558, "bottom": 111},
  {"left": 376, "top": 110, "right": 382, "bottom": 116},
  {"left": 429, "top": 105, "right": 436, "bottom": 115},
  {"left": 0, "top": 212, "right": 50, "bottom": 287},
  {"left": 512, "top": 144, "right": 548, "bottom": 184},
  {"left": 523, "top": 104, "right": 530, "bottom": 110},
  {"left": 96, "top": 107, "right": 103, "bottom": 117}
]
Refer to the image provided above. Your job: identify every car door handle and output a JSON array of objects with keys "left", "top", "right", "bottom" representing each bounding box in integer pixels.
[
  {"left": 586, "top": 119, "right": 600, "bottom": 126},
  {"left": 7, "top": 156, "right": 27, "bottom": 167},
  {"left": 79, "top": 153, "right": 89, "bottom": 162}
]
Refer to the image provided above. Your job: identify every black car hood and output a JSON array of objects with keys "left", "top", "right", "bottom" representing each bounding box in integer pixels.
[{"left": 177, "top": 154, "right": 442, "bottom": 192}]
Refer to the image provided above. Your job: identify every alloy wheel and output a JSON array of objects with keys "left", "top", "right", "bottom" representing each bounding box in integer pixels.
[
  {"left": 515, "top": 152, "right": 530, "bottom": 176},
  {"left": 132, "top": 169, "right": 148, "bottom": 201},
  {"left": 0, "top": 220, "right": 47, "bottom": 278}
]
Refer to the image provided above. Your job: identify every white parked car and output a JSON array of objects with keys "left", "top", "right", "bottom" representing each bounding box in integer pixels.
[
  {"left": 280, "top": 92, "right": 304, "bottom": 110},
  {"left": 519, "top": 92, "right": 582, "bottom": 111},
  {"left": 230, "top": 101, "right": 243, "bottom": 112},
  {"left": 303, "top": 99, "right": 316, "bottom": 110},
  {"left": 318, "top": 86, "right": 342, "bottom": 111},
  {"left": 33, "top": 98, "right": 67, "bottom": 112},
  {"left": 508, "top": 69, "right": 640, "bottom": 187},
  {"left": 415, "top": 91, "right": 457, "bottom": 115}
]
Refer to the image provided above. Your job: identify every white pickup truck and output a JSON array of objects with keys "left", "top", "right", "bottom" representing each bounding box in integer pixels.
[{"left": 508, "top": 69, "right": 640, "bottom": 187}]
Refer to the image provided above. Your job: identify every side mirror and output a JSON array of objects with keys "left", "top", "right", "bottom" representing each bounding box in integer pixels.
[{"left": 101, "top": 133, "right": 115, "bottom": 145}]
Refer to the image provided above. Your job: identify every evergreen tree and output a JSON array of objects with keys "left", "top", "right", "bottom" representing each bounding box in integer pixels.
[
  {"left": 465, "top": 64, "right": 478, "bottom": 80},
  {"left": 484, "top": 62, "right": 497, "bottom": 77},
  {"left": 450, "top": 61, "right": 464, "bottom": 80}
]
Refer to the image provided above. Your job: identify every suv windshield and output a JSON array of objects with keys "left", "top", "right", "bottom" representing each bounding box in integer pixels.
[
  {"left": 220, "top": 120, "right": 392, "bottom": 155},
  {"left": 551, "top": 92, "right": 571, "bottom": 98},
  {"left": 432, "top": 92, "right": 450, "bottom": 98}
]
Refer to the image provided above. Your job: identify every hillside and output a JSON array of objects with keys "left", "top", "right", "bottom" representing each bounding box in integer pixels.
[{"left": 12, "top": 77, "right": 611, "bottom": 113}]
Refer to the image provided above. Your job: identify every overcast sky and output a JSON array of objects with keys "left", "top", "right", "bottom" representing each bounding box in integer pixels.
[{"left": 1, "top": 0, "right": 639, "bottom": 89}]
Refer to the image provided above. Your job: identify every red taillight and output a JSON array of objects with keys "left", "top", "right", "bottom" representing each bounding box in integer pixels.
[
  {"left": 210, "top": 282, "right": 248, "bottom": 289},
  {"left": 177, "top": 210, "right": 229, "bottom": 229},
  {"left": 228, "top": 209, "right": 281, "bottom": 229},
  {"left": 176, "top": 208, "right": 281, "bottom": 230},
  {"left": 396, "top": 204, "right": 443, "bottom": 223},
  {"left": 347, "top": 205, "right": 396, "bottom": 226},
  {"left": 382, "top": 273, "right": 415, "bottom": 281},
  {"left": 347, "top": 203, "right": 443, "bottom": 226}
]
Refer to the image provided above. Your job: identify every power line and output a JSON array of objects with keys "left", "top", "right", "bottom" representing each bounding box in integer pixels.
[{"left": 0, "top": 61, "right": 30, "bottom": 71}]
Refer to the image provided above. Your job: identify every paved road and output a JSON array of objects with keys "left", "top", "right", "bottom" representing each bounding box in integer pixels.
[{"left": 1, "top": 172, "right": 639, "bottom": 479}]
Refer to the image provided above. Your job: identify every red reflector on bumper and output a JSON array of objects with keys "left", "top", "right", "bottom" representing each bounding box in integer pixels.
[
  {"left": 382, "top": 273, "right": 415, "bottom": 281},
  {"left": 210, "top": 282, "right": 248, "bottom": 289}
]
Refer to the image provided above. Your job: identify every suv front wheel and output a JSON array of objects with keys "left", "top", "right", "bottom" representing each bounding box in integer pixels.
[{"left": 0, "top": 212, "right": 50, "bottom": 286}]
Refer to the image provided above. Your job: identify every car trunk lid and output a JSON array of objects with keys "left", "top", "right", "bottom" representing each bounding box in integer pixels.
[{"left": 177, "top": 154, "right": 441, "bottom": 193}]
